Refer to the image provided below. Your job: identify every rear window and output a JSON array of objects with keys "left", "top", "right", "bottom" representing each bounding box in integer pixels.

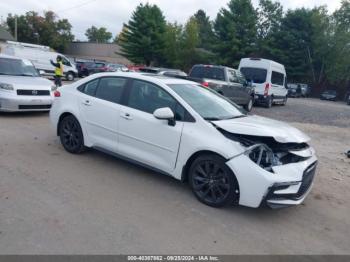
[
  {"left": 190, "top": 66, "right": 225, "bottom": 81},
  {"left": 271, "top": 71, "right": 285, "bottom": 86},
  {"left": 240, "top": 67, "right": 267, "bottom": 84}
]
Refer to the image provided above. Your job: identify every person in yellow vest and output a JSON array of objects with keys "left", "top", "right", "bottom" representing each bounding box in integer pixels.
[{"left": 50, "top": 55, "right": 64, "bottom": 87}]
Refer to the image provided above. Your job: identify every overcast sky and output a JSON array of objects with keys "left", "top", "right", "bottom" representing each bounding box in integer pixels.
[{"left": 0, "top": 0, "right": 342, "bottom": 41}]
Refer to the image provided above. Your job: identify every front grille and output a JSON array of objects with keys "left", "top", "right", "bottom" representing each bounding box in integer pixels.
[
  {"left": 17, "top": 90, "right": 50, "bottom": 96},
  {"left": 296, "top": 162, "right": 317, "bottom": 197},
  {"left": 18, "top": 105, "right": 51, "bottom": 110}
]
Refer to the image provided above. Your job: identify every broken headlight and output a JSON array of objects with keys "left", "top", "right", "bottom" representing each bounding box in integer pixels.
[{"left": 245, "top": 144, "right": 281, "bottom": 172}]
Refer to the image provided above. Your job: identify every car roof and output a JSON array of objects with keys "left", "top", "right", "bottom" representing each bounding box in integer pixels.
[
  {"left": 192, "top": 64, "right": 235, "bottom": 70},
  {"left": 90, "top": 72, "right": 197, "bottom": 85},
  {"left": 0, "top": 53, "right": 23, "bottom": 60}
]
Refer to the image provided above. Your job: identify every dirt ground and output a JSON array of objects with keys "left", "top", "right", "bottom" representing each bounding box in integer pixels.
[{"left": 0, "top": 98, "right": 349, "bottom": 254}]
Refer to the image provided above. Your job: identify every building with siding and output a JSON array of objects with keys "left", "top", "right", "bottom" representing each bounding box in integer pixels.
[{"left": 65, "top": 42, "right": 130, "bottom": 65}]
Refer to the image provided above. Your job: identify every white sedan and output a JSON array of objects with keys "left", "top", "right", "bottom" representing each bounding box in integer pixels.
[
  {"left": 50, "top": 72, "right": 317, "bottom": 208},
  {"left": 0, "top": 54, "right": 55, "bottom": 112}
]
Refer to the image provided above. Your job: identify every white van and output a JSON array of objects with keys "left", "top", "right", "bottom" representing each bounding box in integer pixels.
[
  {"left": 239, "top": 58, "right": 288, "bottom": 108},
  {"left": 2, "top": 41, "right": 78, "bottom": 81}
]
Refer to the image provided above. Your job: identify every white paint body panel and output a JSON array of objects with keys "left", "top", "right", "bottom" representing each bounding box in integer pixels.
[
  {"left": 50, "top": 72, "right": 317, "bottom": 208},
  {"left": 212, "top": 115, "right": 310, "bottom": 143}
]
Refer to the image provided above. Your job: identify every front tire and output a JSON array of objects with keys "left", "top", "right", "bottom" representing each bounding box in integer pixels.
[
  {"left": 66, "top": 72, "right": 75, "bottom": 81},
  {"left": 59, "top": 115, "right": 86, "bottom": 154},
  {"left": 189, "top": 154, "right": 239, "bottom": 207}
]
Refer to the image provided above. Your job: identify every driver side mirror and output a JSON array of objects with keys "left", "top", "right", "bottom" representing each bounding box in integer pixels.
[{"left": 153, "top": 107, "right": 176, "bottom": 126}]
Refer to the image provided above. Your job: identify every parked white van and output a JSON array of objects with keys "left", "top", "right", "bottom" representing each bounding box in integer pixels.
[
  {"left": 2, "top": 41, "right": 78, "bottom": 81},
  {"left": 239, "top": 58, "right": 288, "bottom": 108}
]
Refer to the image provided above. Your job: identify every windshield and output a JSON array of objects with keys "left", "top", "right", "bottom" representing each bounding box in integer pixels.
[
  {"left": 0, "top": 58, "right": 39, "bottom": 77},
  {"left": 240, "top": 67, "right": 267, "bottom": 84},
  {"left": 168, "top": 84, "right": 245, "bottom": 120}
]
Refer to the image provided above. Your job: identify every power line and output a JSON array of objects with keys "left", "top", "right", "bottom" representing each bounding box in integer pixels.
[{"left": 56, "top": 0, "right": 97, "bottom": 14}]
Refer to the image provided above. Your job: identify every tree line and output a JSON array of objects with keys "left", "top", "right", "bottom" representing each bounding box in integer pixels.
[
  {"left": 1, "top": 0, "right": 350, "bottom": 96},
  {"left": 118, "top": 0, "right": 350, "bottom": 96}
]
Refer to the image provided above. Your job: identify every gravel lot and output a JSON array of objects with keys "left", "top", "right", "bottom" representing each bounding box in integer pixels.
[{"left": 0, "top": 98, "right": 349, "bottom": 254}]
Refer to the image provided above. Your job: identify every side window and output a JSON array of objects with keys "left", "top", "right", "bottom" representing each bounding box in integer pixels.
[
  {"left": 236, "top": 71, "right": 246, "bottom": 85},
  {"left": 95, "top": 77, "right": 127, "bottom": 103},
  {"left": 271, "top": 71, "right": 285, "bottom": 86},
  {"left": 78, "top": 79, "right": 99, "bottom": 96},
  {"left": 228, "top": 70, "right": 238, "bottom": 83},
  {"left": 62, "top": 57, "right": 71, "bottom": 66},
  {"left": 128, "top": 80, "right": 177, "bottom": 115}
]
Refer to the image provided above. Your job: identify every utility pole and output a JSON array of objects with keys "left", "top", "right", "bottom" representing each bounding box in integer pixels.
[{"left": 14, "top": 16, "right": 18, "bottom": 41}]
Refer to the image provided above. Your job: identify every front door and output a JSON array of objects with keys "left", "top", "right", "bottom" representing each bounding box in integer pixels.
[
  {"left": 223, "top": 69, "right": 242, "bottom": 104},
  {"left": 118, "top": 80, "right": 183, "bottom": 173}
]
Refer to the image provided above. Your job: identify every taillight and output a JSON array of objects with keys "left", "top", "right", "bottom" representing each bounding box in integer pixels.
[
  {"left": 54, "top": 90, "right": 61, "bottom": 97},
  {"left": 202, "top": 82, "right": 209, "bottom": 88},
  {"left": 264, "top": 83, "right": 270, "bottom": 96},
  {"left": 101, "top": 67, "right": 108, "bottom": 71}
]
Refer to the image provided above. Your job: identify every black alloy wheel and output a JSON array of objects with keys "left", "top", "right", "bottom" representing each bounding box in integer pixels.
[
  {"left": 189, "top": 154, "right": 239, "bottom": 207},
  {"left": 59, "top": 115, "right": 85, "bottom": 154}
]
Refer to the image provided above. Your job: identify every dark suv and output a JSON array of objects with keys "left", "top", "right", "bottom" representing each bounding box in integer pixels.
[
  {"left": 188, "top": 65, "right": 255, "bottom": 111},
  {"left": 76, "top": 61, "right": 98, "bottom": 77}
]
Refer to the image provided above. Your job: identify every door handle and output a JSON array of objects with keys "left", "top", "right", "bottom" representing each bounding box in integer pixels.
[
  {"left": 120, "top": 112, "right": 133, "bottom": 120},
  {"left": 82, "top": 100, "right": 91, "bottom": 106}
]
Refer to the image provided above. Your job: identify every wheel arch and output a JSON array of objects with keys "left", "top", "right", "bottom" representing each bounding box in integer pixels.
[
  {"left": 57, "top": 112, "right": 79, "bottom": 136},
  {"left": 181, "top": 150, "right": 228, "bottom": 182},
  {"left": 181, "top": 150, "right": 241, "bottom": 205}
]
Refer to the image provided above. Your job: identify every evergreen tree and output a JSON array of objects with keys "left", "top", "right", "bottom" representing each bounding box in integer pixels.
[
  {"left": 193, "top": 10, "right": 215, "bottom": 50},
  {"left": 214, "top": 0, "right": 258, "bottom": 67},
  {"left": 119, "top": 3, "right": 167, "bottom": 66}
]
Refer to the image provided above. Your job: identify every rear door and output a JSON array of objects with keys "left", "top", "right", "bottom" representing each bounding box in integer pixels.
[
  {"left": 78, "top": 77, "right": 128, "bottom": 152},
  {"left": 118, "top": 79, "right": 184, "bottom": 173},
  {"left": 271, "top": 70, "right": 287, "bottom": 100}
]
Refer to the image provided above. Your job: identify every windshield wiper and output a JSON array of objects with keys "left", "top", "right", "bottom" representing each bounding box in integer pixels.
[
  {"left": 204, "top": 115, "right": 247, "bottom": 121},
  {"left": 17, "top": 74, "right": 35, "bottom": 77},
  {"left": 204, "top": 117, "right": 222, "bottom": 121},
  {"left": 222, "top": 115, "right": 247, "bottom": 120}
]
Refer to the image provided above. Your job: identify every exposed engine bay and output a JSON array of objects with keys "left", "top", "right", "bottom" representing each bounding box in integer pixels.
[{"left": 218, "top": 128, "right": 312, "bottom": 172}]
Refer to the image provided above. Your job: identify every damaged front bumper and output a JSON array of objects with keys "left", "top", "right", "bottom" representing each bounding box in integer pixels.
[
  {"left": 262, "top": 161, "right": 317, "bottom": 208},
  {"left": 226, "top": 149, "right": 317, "bottom": 208}
]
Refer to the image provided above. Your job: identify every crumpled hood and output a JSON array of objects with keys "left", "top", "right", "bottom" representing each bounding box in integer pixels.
[
  {"left": 212, "top": 115, "right": 310, "bottom": 143},
  {"left": 0, "top": 75, "right": 53, "bottom": 90}
]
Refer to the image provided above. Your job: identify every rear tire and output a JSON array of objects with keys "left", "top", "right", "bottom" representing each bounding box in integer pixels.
[
  {"left": 244, "top": 97, "right": 253, "bottom": 112},
  {"left": 59, "top": 115, "right": 86, "bottom": 154},
  {"left": 189, "top": 154, "right": 239, "bottom": 207},
  {"left": 265, "top": 96, "right": 273, "bottom": 108},
  {"left": 281, "top": 96, "right": 288, "bottom": 106}
]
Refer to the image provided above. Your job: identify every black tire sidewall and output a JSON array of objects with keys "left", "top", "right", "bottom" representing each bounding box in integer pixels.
[
  {"left": 189, "top": 154, "right": 239, "bottom": 207},
  {"left": 66, "top": 72, "right": 74, "bottom": 81},
  {"left": 244, "top": 98, "right": 253, "bottom": 112},
  {"left": 59, "top": 116, "right": 85, "bottom": 154},
  {"left": 265, "top": 96, "right": 273, "bottom": 108}
]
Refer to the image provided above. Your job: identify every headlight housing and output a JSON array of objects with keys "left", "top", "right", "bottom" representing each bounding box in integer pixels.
[
  {"left": 245, "top": 144, "right": 281, "bottom": 172},
  {"left": 0, "top": 83, "right": 14, "bottom": 91}
]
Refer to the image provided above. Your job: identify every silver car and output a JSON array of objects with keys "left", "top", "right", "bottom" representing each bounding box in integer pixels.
[{"left": 0, "top": 54, "right": 54, "bottom": 112}]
